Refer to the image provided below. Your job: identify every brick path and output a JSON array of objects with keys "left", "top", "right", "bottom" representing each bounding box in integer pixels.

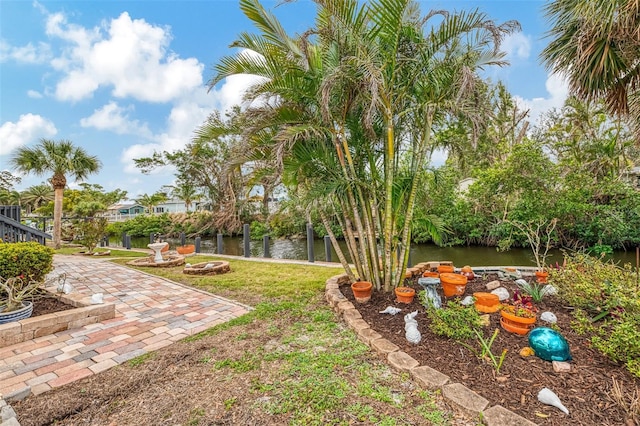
[{"left": 0, "top": 256, "right": 251, "bottom": 399}]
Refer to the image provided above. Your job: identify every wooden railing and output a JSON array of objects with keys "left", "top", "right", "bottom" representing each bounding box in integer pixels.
[{"left": 0, "top": 206, "right": 50, "bottom": 245}]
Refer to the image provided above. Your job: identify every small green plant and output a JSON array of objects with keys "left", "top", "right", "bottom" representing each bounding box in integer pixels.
[
  {"left": 425, "top": 302, "right": 481, "bottom": 340},
  {"left": 460, "top": 329, "right": 507, "bottom": 374},
  {"left": 515, "top": 280, "right": 547, "bottom": 303},
  {"left": 127, "top": 352, "right": 155, "bottom": 367},
  {"left": 570, "top": 308, "right": 596, "bottom": 335},
  {"left": 0, "top": 242, "right": 54, "bottom": 282}
]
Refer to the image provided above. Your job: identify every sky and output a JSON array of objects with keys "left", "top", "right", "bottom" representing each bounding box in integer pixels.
[{"left": 0, "top": 0, "right": 568, "bottom": 200}]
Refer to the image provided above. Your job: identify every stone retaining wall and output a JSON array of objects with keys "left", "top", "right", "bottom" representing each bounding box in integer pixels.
[
  {"left": 325, "top": 271, "right": 539, "bottom": 426},
  {"left": 0, "top": 291, "right": 115, "bottom": 349}
]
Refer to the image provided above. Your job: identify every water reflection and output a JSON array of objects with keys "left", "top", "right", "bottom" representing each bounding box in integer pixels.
[{"left": 128, "top": 236, "right": 638, "bottom": 267}]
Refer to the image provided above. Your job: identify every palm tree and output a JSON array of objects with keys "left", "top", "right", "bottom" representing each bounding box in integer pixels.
[
  {"left": 21, "top": 183, "right": 54, "bottom": 214},
  {"left": 541, "top": 0, "right": 640, "bottom": 140},
  {"left": 135, "top": 192, "right": 168, "bottom": 214},
  {"left": 211, "top": 0, "right": 518, "bottom": 291},
  {"left": 165, "top": 181, "right": 201, "bottom": 212},
  {"left": 10, "top": 139, "right": 101, "bottom": 248}
]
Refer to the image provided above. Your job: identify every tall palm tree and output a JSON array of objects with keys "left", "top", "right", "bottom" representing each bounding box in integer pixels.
[
  {"left": 11, "top": 139, "right": 101, "bottom": 248},
  {"left": 135, "top": 192, "right": 168, "bottom": 214},
  {"left": 541, "top": 0, "right": 640, "bottom": 140},
  {"left": 166, "top": 181, "right": 201, "bottom": 212},
  {"left": 212, "top": 0, "right": 517, "bottom": 291}
]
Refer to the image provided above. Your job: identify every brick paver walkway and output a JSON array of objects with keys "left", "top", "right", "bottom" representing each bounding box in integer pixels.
[{"left": 0, "top": 256, "right": 251, "bottom": 398}]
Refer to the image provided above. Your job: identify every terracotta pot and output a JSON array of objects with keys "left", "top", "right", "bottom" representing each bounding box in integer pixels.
[
  {"left": 500, "top": 307, "right": 536, "bottom": 334},
  {"left": 437, "top": 265, "right": 454, "bottom": 274},
  {"left": 176, "top": 244, "right": 195, "bottom": 255},
  {"left": 160, "top": 243, "right": 169, "bottom": 253},
  {"left": 395, "top": 286, "right": 416, "bottom": 304},
  {"left": 422, "top": 271, "right": 439, "bottom": 278},
  {"left": 500, "top": 317, "right": 531, "bottom": 336},
  {"left": 439, "top": 273, "right": 468, "bottom": 297},
  {"left": 461, "top": 265, "right": 475, "bottom": 280},
  {"left": 351, "top": 281, "right": 373, "bottom": 303},
  {"left": 473, "top": 292, "right": 500, "bottom": 313},
  {"left": 535, "top": 270, "right": 549, "bottom": 283}
]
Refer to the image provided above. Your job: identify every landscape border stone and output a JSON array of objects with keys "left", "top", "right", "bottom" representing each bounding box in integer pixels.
[
  {"left": 0, "top": 290, "right": 115, "bottom": 349},
  {"left": 325, "top": 270, "right": 540, "bottom": 426}
]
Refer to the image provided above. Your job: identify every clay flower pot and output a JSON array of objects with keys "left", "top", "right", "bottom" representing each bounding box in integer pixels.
[
  {"left": 500, "top": 305, "right": 537, "bottom": 335},
  {"left": 351, "top": 281, "right": 373, "bottom": 303},
  {"left": 176, "top": 244, "right": 195, "bottom": 255},
  {"left": 422, "top": 271, "right": 439, "bottom": 278},
  {"left": 437, "top": 265, "right": 454, "bottom": 274},
  {"left": 473, "top": 292, "right": 500, "bottom": 313},
  {"left": 439, "top": 273, "right": 468, "bottom": 297},
  {"left": 535, "top": 270, "right": 549, "bottom": 283},
  {"left": 395, "top": 286, "right": 416, "bottom": 304},
  {"left": 160, "top": 243, "right": 169, "bottom": 253}
]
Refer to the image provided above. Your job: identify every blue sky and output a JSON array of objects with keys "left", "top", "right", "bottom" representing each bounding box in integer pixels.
[{"left": 0, "top": 0, "right": 567, "bottom": 199}]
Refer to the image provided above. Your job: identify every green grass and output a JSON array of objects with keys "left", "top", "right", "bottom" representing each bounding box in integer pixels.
[
  {"left": 55, "top": 246, "right": 147, "bottom": 258},
  {"left": 113, "top": 255, "right": 454, "bottom": 425}
]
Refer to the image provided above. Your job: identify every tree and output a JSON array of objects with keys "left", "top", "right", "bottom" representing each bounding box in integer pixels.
[
  {"left": 163, "top": 180, "right": 201, "bottom": 212},
  {"left": 212, "top": 0, "right": 518, "bottom": 291},
  {"left": 541, "top": 0, "right": 640, "bottom": 140},
  {"left": 10, "top": 139, "right": 101, "bottom": 248},
  {"left": 135, "top": 192, "right": 168, "bottom": 214},
  {"left": 21, "top": 184, "right": 54, "bottom": 214}
]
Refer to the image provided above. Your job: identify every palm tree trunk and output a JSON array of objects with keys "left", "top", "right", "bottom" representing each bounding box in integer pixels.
[
  {"left": 319, "top": 211, "right": 355, "bottom": 281},
  {"left": 52, "top": 186, "right": 64, "bottom": 249}
]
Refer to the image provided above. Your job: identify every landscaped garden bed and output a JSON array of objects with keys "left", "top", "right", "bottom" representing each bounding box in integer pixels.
[{"left": 341, "top": 263, "right": 640, "bottom": 425}]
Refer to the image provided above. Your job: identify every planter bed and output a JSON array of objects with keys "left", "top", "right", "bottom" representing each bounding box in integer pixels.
[{"left": 0, "top": 289, "right": 115, "bottom": 348}]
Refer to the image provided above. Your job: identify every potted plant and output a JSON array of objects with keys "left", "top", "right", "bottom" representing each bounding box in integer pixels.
[
  {"left": 500, "top": 301, "right": 537, "bottom": 335},
  {"left": 507, "top": 218, "right": 558, "bottom": 283},
  {"left": 395, "top": 286, "right": 416, "bottom": 304},
  {"left": 0, "top": 275, "right": 43, "bottom": 324}
]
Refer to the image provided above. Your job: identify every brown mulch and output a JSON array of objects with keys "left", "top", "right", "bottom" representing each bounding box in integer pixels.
[{"left": 342, "top": 274, "right": 640, "bottom": 426}]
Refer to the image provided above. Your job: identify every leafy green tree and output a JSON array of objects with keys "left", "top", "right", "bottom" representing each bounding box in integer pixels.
[
  {"left": 10, "top": 139, "right": 101, "bottom": 248},
  {"left": 541, "top": 0, "right": 640, "bottom": 140},
  {"left": 212, "top": 0, "right": 518, "bottom": 291},
  {"left": 163, "top": 180, "right": 201, "bottom": 212},
  {"left": 135, "top": 192, "right": 168, "bottom": 214}
]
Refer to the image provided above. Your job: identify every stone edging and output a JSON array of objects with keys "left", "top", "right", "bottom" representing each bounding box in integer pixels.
[
  {"left": 324, "top": 267, "right": 539, "bottom": 426},
  {"left": 0, "top": 397, "right": 21, "bottom": 425},
  {"left": 0, "top": 289, "right": 115, "bottom": 349}
]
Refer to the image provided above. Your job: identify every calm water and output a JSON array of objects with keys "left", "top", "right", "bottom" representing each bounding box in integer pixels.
[{"left": 127, "top": 236, "right": 639, "bottom": 267}]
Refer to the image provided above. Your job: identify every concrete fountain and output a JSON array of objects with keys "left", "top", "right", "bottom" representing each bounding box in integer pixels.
[{"left": 127, "top": 241, "right": 185, "bottom": 268}]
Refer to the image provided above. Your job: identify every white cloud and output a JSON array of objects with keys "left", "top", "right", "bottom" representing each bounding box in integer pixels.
[
  {"left": 80, "top": 101, "right": 153, "bottom": 138},
  {"left": 0, "top": 39, "right": 51, "bottom": 64},
  {"left": 515, "top": 73, "right": 569, "bottom": 125},
  {"left": 27, "top": 90, "right": 43, "bottom": 99},
  {"left": 502, "top": 32, "right": 531, "bottom": 60},
  {"left": 46, "top": 11, "right": 203, "bottom": 102},
  {"left": 0, "top": 114, "right": 57, "bottom": 155}
]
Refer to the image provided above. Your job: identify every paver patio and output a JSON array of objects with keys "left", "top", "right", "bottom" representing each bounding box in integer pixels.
[{"left": 0, "top": 255, "right": 251, "bottom": 398}]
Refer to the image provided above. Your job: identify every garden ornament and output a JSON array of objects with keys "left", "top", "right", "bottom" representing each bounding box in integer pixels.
[
  {"left": 404, "top": 310, "right": 421, "bottom": 344},
  {"left": 542, "top": 284, "right": 558, "bottom": 296},
  {"left": 417, "top": 277, "right": 441, "bottom": 309},
  {"left": 379, "top": 306, "right": 402, "bottom": 315},
  {"left": 529, "top": 327, "right": 572, "bottom": 362},
  {"left": 460, "top": 295, "right": 474, "bottom": 306},
  {"left": 537, "top": 387, "right": 569, "bottom": 415},
  {"left": 90, "top": 293, "right": 104, "bottom": 304},
  {"left": 515, "top": 279, "right": 528, "bottom": 287}
]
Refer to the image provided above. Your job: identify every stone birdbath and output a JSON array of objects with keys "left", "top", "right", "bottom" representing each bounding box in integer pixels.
[{"left": 148, "top": 242, "right": 169, "bottom": 263}]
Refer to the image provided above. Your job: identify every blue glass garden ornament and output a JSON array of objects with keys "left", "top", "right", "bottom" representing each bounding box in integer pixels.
[{"left": 528, "top": 327, "right": 572, "bottom": 362}]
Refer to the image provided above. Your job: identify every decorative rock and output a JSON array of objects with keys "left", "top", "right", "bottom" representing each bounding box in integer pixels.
[
  {"left": 552, "top": 361, "right": 571, "bottom": 373},
  {"left": 486, "top": 280, "right": 501, "bottom": 291},
  {"left": 519, "top": 347, "right": 535, "bottom": 357},
  {"left": 185, "top": 263, "right": 191, "bottom": 268},
  {"left": 515, "top": 279, "right": 528, "bottom": 287},
  {"left": 542, "top": 284, "right": 558, "bottom": 296},
  {"left": 479, "top": 314, "right": 491, "bottom": 327},
  {"left": 490, "top": 287, "right": 510, "bottom": 301},
  {"left": 90, "top": 293, "right": 104, "bottom": 304},
  {"left": 460, "top": 295, "right": 474, "bottom": 306},
  {"left": 540, "top": 311, "right": 558, "bottom": 324}
]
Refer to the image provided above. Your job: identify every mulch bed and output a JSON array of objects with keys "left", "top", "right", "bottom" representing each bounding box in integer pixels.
[{"left": 342, "top": 273, "right": 640, "bottom": 426}]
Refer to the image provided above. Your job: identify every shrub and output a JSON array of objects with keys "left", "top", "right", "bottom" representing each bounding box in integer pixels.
[
  {"left": 0, "top": 242, "right": 54, "bottom": 282},
  {"left": 425, "top": 302, "right": 481, "bottom": 340}
]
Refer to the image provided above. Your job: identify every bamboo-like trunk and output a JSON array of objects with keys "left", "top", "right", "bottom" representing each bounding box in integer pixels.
[
  {"left": 383, "top": 119, "right": 395, "bottom": 292},
  {"left": 319, "top": 211, "right": 355, "bottom": 281}
]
